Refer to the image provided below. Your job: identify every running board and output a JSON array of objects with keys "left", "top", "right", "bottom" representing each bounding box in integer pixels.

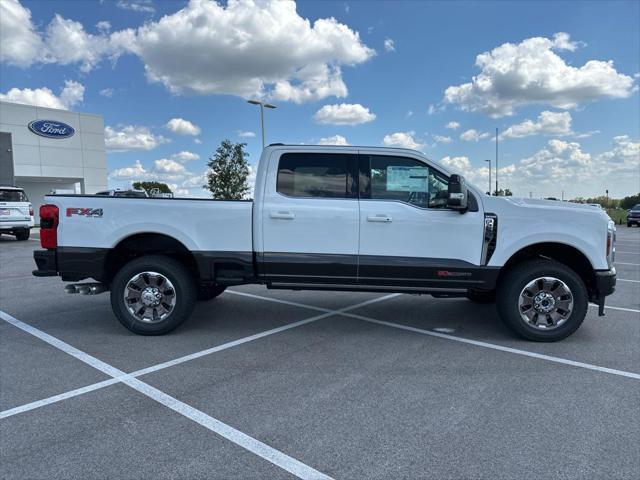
[{"left": 266, "top": 283, "right": 468, "bottom": 296}]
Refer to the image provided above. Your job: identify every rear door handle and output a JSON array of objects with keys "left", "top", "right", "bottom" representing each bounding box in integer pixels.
[
  {"left": 367, "top": 214, "right": 392, "bottom": 223},
  {"left": 270, "top": 211, "right": 295, "bottom": 220}
]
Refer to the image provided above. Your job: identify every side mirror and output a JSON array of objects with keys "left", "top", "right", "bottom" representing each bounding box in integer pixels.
[{"left": 447, "top": 174, "right": 468, "bottom": 212}]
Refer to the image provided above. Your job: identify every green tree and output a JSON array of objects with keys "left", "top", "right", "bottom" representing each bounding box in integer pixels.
[
  {"left": 132, "top": 181, "right": 172, "bottom": 195},
  {"left": 205, "top": 139, "right": 250, "bottom": 200},
  {"left": 620, "top": 193, "right": 640, "bottom": 209}
]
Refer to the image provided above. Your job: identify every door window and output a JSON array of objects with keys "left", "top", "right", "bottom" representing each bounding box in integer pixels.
[
  {"left": 277, "top": 153, "right": 357, "bottom": 199},
  {"left": 366, "top": 155, "right": 449, "bottom": 208}
]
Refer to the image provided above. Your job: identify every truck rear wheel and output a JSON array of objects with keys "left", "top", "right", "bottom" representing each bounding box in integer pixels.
[
  {"left": 111, "top": 255, "right": 197, "bottom": 335},
  {"left": 496, "top": 259, "right": 588, "bottom": 342},
  {"left": 15, "top": 229, "right": 30, "bottom": 241}
]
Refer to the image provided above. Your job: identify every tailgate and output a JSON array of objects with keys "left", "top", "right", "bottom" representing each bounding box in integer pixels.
[{"left": 0, "top": 202, "right": 31, "bottom": 222}]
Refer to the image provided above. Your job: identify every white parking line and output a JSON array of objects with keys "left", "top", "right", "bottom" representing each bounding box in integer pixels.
[
  {"left": 616, "top": 251, "right": 640, "bottom": 255},
  {"left": 618, "top": 278, "right": 640, "bottom": 283},
  {"left": 615, "top": 262, "right": 640, "bottom": 266},
  {"left": 589, "top": 304, "right": 640, "bottom": 314},
  {"left": 228, "top": 292, "right": 640, "bottom": 381},
  {"left": 0, "top": 294, "right": 396, "bottom": 419},
  {"left": 0, "top": 310, "right": 333, "bottom": 480}
]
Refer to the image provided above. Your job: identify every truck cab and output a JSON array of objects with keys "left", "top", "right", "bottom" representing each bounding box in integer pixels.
[{"left": 32, "top": 145, "right": 616, "bottom": 341}]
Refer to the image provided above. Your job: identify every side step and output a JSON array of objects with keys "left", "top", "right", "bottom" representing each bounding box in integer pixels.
[{"left": 65, "top": 283, "right": 109, "bottom": 295}]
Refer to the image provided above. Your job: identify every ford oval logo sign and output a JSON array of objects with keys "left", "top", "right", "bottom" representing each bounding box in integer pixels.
[{"left": 28, "top": 120, "right": 75, "bottom": 139}]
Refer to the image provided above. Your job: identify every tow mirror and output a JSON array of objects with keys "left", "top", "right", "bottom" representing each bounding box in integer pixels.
[{"left": 447, "top": 174, "right": 468, "bottom": 213}]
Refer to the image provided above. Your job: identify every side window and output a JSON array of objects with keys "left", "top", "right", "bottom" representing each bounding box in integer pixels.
[
  {"left": 368, "top": 155, "right": 450, "bottom": 208},
  {"left": 277, "top": 153, "right": 357, "bottom": 199}
]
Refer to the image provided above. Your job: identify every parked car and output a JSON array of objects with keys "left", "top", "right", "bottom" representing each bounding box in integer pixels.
[
  {"left": 627, "top": 204, "right": 640, "bottom": 227},
  {"left": 94, "top": 189, "right": 148, "bottom": 198},
  {"left": 0, "top": 186, "right": 34, "bottom": 241},
  {"left": 32, "top": 145, "right": 616, "bottom": 341}
]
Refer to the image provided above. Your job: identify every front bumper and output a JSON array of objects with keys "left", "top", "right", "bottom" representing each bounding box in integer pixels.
[
  {"left": 33, "top": 249, "right": 58, "bottom": 277},
  {"left": 594, "top": 268, "right": 616, "bottom": 316}
]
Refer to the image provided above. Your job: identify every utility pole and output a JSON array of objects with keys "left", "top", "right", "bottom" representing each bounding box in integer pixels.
[
  {"left": 485, "top": 159, "right": 492, "bottom": 195},
  {"left": 247, "top": 100, "right": 277, "bottom": 148},
  {"left": 495, "top": 127, "right": 499, "bottom": 196}
]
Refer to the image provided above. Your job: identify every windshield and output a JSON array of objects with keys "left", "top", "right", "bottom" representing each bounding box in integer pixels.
[
  {"left": 632, "top": 205, "right": 640, "bottom": 211},
  {"left": 0, "top": 189, "right": 28, "bottom": 202}
]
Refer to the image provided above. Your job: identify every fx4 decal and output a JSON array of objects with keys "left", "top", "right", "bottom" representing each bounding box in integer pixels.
[{"left": 66, "top": 207, "right": 103, "bottom": 218}]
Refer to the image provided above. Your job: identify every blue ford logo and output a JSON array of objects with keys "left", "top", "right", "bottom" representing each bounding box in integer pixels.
[{"left": 28, "top": 120, "right": 75, "bottom": 139}]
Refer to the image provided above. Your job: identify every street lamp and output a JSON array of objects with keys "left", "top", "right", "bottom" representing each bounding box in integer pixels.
[
  {"left": 485, "top": 159, "right": 492, "bottom": 195},
  {"left": 247, "top": 99, "right": 276, "bottom": 148}
]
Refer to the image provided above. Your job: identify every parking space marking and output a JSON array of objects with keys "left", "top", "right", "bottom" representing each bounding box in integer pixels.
[
  {"left": 0, "top": 294, "right": 397, "bottom": 419},
  {"left": 227, "top": 292, "right": 640, "bottom": 380},
  {"left": 0, "top": 310, "right": 333, "bottom": 480},
  {"left": 618, "top": 278, "right": 640, "bottom": 283},
  {"left": 616, "top": 251, "right": 640, "bottom": 255},
  {"left": 615, "top": 262, "right": 640, "bottom": 266},
  {"left": 589, "top": 304, "right": 640, "bottom": 313}
]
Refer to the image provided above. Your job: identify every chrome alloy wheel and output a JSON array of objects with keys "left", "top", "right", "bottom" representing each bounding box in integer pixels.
[
  {"left": 518, "top": 276, "right": 573, "bottom": 330},
  {"left": 123, "top": 271, "right": 176, "bottom": 323}
]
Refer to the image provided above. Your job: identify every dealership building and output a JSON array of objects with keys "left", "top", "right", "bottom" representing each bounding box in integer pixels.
[{"left": 0, "top": 100, "right": 107, "bottom": 223}]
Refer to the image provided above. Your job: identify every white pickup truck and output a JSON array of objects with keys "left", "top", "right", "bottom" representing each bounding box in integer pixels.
[{"left": 33, "top": 145, "right": 616, "bottom": 341}]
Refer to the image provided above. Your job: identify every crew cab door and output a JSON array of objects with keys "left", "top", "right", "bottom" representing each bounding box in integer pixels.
[
  {"left": 357, "top": 152, "right": 485, "bottom": 288},
  {"left": 259, "top": 149, "right": 359, "bottom": 284}
]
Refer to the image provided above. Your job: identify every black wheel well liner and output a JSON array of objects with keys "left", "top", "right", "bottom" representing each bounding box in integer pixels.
[
  {"left": 105, "top": 233, "right": 200, "bottom": 284},
  {"left": 499, "top": 242, "right": 598, "bottom": 299}
]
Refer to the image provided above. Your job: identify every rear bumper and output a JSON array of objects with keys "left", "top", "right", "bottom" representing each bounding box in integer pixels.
[
  {"left": 33, "top": 250, "right": 58, "bottom": 277},
  {"left": 0, "top": 221, "right": 32, "bottom": 231},
  {"left": 593, "top": 268, "right": 616, "bottom": 315}
]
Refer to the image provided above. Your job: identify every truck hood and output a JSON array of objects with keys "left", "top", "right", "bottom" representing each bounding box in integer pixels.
[{"left": 482, "top": 196, "right": 608, "bottom": 215}]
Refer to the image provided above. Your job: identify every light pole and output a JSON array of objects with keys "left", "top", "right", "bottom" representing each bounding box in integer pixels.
[
  {"left": 247, "top": 99, "right": 276, "bottom": 148},
  {"left": 485, "top": 159, "right": 492, "bottom": 195},
  {"left": 495, "top": 127, "right": 499, "bottom": 196}
]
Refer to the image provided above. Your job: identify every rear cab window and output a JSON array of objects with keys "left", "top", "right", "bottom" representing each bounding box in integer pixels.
[{"left": 276, "top": 153, "right": 358, "bottom": 199}]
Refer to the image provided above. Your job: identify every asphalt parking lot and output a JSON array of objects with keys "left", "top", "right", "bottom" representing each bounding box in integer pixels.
[{"left": 1, "top": 228, "right": 639, "bottom": 479}]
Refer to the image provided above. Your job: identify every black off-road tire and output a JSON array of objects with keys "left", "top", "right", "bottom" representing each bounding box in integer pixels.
[
  {"left": 465, "top": 289, "right": 496, "bottom": 304},
  {"left": 197, "top": 285, "right": 227, "bottom": 301},
  {"left": 15, "top": 229, "right": 30, "bottom": 241},
  {"left": 110, "top": 255, "right": 197, "bottom": 335},
  {"left": 496, "top": 258, "right": 588, "bottom": 342}
]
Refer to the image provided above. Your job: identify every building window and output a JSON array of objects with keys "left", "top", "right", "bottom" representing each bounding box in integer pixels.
[{"left": 277, "top": 153, "right": 357, "bottom": 199}]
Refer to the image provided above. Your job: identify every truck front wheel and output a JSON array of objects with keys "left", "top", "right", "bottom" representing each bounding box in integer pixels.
[
  {"left": 111, "top": 255, "right": 197, "bottom": 335},
  {"left": 496, "top": 259, "right": 588, "bottom": 342}
]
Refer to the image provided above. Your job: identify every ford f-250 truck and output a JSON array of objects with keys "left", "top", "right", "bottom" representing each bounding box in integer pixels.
[{"left": 32, "top": 145, "right": 616, "bottom": 341}]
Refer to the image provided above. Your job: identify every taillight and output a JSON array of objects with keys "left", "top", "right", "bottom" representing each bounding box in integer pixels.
[
  {"left": 40, "top": 204, "right": 59, "bottom": 249},
  {"left": 29, "top": 205, "right": 34, "bottom": 217}
]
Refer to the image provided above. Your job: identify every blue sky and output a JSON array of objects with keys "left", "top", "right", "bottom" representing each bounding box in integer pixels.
[{"left": 1, "top": 0, "right": 638, "bottom": 198}]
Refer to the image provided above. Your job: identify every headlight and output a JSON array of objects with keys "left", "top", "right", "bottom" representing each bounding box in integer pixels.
[{"left": 606, "top": 220, "right": 616, "bottom": 267}]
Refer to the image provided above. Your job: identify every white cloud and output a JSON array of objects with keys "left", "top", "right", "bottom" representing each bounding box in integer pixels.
[
  {"left": 237, "top": 130, "right": 256, "bottom": 138},
  {"left": 443, "top": 32, "right": 636, "bottom": 117},
  {"left": 194, "top": 138, "right": 202, "bottom": 144},
  {"left": 384, "top": 38, "right": 395, "bottom": 52},
  {"left": 0, "top": 0, "right": 45, "bottom": 67},
  {"left": 170, "top": 151, "right": 199, "bottom": 162},
  {"left": 116, "top": 0, "right": 155, "bottom": 13},
  {"left": 314, "top": 103, "right": 376, "bottom": 125},
  {"left": 501, "top": 111, "right": 573, "bottom": 139},
  {"left": 445, "top": 121, "right": 460, "bottom": 130},
  {"left": 95, "top": 21, "right": 111, "bottom": 33},
  {"left": 433, "top": 135, "right": 452, "bottom": 144},
  {"left": 427, "top": 104, "right": 437, "bottom": 115},
  {"left": 165, "top": 118, "right": 201, "bottom": 136},
  {"left": 99, "top": 88, "right": 114, "bottom": 98},
  {"left": 318, "top": 135, "right": 349, "bottom": 145},
  {"left": 154, "top": 158, "right": 186, "bottom": 174},
  {"left": 460, "top": 129, "right": 490, "bottom": 142},
  {"left": 382, "top": 131, "right": 423, "bottom": 150},
  {"left": 0, "top": 80, "right": 84, "bottom": 110},
  {"left": 133, "top": 0, "right": 374, "bottom": 102},
  {"left": 105, "top": 125, "right": 169, "bottom": 152}
]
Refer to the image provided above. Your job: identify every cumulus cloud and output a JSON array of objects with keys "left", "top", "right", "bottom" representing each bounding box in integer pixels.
[
  {"left": 165, "top": 118, "right": 201, "bottom": 136},
  {"left": 460, "top": 129, "right": 490, "bottom": 142},
  {"left": 501, "top": 111, "right": 573, "bottom": 139},
  {"left": 382, "top": 131, "right": 423, "bottom": 150},
  {"left": 170, "top": 151, "right": 199, "bottom": 162},
  {"left": 134, "top": 0, "right": 374, "bottom": 102},
  {"left": 0, "top": 80, "right": 84, "bottom": 110},
  {"left": 445, "top": 121, "right": 460, "bottom": 130},
  {"left": 116, "top": 0, "right": 155, "bottom": 13},
  {"left": 0, "top": 0, "right": 44, "bottom": 67},
  {"left": 433, "top": 135, "right": 452, "bottom": 144},
  {"left": 443, "top": 32, "right": 636, "bottom": 117},
  {"left": 237, "top": 130, "right": 256, "bottom": 138},
  {"left": 314, "top": 103, "right": 376, "bottom": 125},
  {"left": 154, "top": 158, "right": 186, "bottom": 174},
  {"left": 105, "top": 125, "right": 170, "bottom": 152},
  {"left": 384, "top": 38, "right": 395, "bottom": 52},
  {"left": 318, "top": 135, "right": 349, "bottom": 145},
  {"left": 99, "top": 88, "right": 114, "bottom": 98}
]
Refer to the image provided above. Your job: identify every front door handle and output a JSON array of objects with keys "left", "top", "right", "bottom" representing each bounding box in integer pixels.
[
  {"left": 367, "top": 214, "right": 392, "bottom": 223},
  {"left": 270, "top": 211, "right": 295, "bottom": 220}
]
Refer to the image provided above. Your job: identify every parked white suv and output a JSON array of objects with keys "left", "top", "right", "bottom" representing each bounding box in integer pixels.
[{"left": 0, "top": 186, "right": 34, "bottom": 241}]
